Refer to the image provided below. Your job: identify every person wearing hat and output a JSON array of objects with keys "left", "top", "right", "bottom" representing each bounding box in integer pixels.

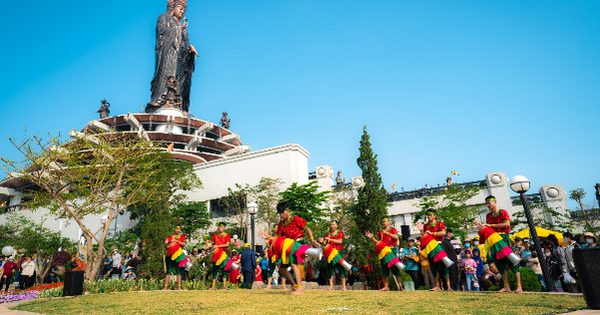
[
  {"left": 208, "top": 222, "right": 232, "bottom": 290},
  {"left": 402, "top": 237, "right": 420, "bottom": 288},
  {"left": 416, "top": 209, "right": 452, "bottom": 291},
  {"left": 318, "top": 220, "right": 349, "bottom": 291},
  {"left": 240, "top": 243, "right": 256, "bottom": 289},
  {"left": 365, "top": 217, "right": 404, "bottom": 291},
  {"left": 163, "top": 226, "right": 186, "bottom": 290},
  {"left": 111, "top": 248, "right": 122, "bottom": 278},
  {"left": 472, "top": 235, "right": 487, "bottom": 263},
  {"left": 474, "top": 195, "right": 523, "bottom": 293},
  {"left": 581, "top": 232, "right": 598, "bottom": 247}
]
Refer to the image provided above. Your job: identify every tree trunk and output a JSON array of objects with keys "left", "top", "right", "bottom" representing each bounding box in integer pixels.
[{"left": 84, "top": 235, "right": 107, "bottom": 282}]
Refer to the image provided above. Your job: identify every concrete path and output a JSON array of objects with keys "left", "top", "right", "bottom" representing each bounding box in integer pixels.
[{"left": 0, "top": 300, "right": 40, "bottom": 315}]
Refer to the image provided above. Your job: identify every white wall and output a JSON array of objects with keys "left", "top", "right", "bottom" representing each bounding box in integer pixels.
[{"left": 185, "top": 143, "right": 309, "bottom": 202}]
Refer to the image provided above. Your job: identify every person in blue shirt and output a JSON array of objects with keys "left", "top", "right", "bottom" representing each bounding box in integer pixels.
[
  {"left": 522, "top": 241, "right": 532, "bottom": 261},
  {"left": 240, "top": 243, "right": 256, "bottom": 289},
  {"left": 472, "top": 248, "right": 484, "bottom": 291},
  {"left": 401, "top": 237, "right": 420, "bottom": 288},
  {"left": 260, "top": 252, "right": 269, "bottom": 284}
]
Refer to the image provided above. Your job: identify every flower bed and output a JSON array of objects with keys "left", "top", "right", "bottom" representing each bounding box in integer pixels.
[
  {"left": 2, "top": 279, "right": 241, "bottom": 303},
  {"left": 0, "top": 290, "right": 39, "bottom": 304}
]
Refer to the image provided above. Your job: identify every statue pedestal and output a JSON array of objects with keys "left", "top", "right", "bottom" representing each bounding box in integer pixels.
[{"left": 154, "top": 107, "right": 185, "bottom": 135}]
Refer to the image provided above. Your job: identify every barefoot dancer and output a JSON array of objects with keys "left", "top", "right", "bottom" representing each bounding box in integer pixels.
[
  {"left": 474, "top": 195, "right": 523, "bottom": 293},
  {"left": 258, "top": 232, "right": 322, "bottom": 295},
  {"left": 319, "top": 220, "right": 351, "bottom": 291},
  {"left": 262, "top": 201, "right": 321, "bottom": 295},
  {"left": 416, "top": 209, "right": 452, "bottom": 291},
  {"left": 365, "top": 218, "right": 405, "bottom": 291},
  {"left": 208, "top": 222, "right": 233, "bottom": 290},
  {"left": 163, "top": 226, "right": 189, "bottom": 290}
]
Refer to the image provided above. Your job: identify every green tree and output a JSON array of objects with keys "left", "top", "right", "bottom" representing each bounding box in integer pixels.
[
  {"left": 255, "top": 177, "right": 285, "bottom": 234},
  {"left": 0, "top": 130, "right": 199, "bottom": 281},
  {"left": 279, "top": 181, "right": 330, "bottom": 223},
  {"left": 569, "top": 188, "right": 600, "bottom": 233},
  {"left": 0, "top": 214, "right": 74, "bottom": 285},
  {"left": 347, "top": 125, "right": 389, "bottom": 272},
  {"left": 413, "top": 185, "right": 483, "bottom": 240},
  {"left": 171, "top": 201, "right": 211, "bottom": 237},
  {"left": 220, "top": 183, "right": 254, "bottom": 241},
  {"left": 511, "top": 199, "right": 575, "bottom": 232}
]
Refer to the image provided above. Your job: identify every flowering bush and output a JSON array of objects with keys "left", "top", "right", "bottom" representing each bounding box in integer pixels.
[
  {"left": 52, "top": 251, "right": 71, "bottom": 264},
  {"left": 0, "top": 290, "right": 39, "bottom": 304},
  {"left": 22, "top": 283, "right": 64, "bottom": 292}
]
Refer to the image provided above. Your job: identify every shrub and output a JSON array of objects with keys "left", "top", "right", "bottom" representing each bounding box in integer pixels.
[
  {"left": 52, "top": 251, "right": 71, "bottom": 264},
  {"left": 508, "top": 267, "right": 541, "bottom": 292},
  {"left": 486, "top": 267, "right": 541, "bottom": 292}
]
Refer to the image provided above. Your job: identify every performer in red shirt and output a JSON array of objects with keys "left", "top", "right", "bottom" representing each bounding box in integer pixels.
[
  {"left": 474, "top": 195, "right": 523, "bottom": 293},
  {"left": 208, "top": 222, "right": 232, "bottom": 290},
  {"left": 163, "top": 226, "right": 186, "bottom": 290},
  {"left": 418, "top": 210, "right": 446, "bottom": 242},
  {"left": 365, "top": 217, "right": 404, "bottom": 291},
  {"left": 416, "top": 209, "right": 452, "bottom": 291},
  {"left": 260, "top": 201, "right": 321, "bottom": 295},
  {"left": 319, "top": 220, "right": 348, "bottom": 291}
]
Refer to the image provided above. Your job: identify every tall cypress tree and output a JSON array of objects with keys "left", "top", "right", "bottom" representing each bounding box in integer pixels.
[
  {"left": 354, "top": 125, "right": 389, "bottom": 232},
  {"left": 348, "top": 125, "right": 390, "bottom": 270}
]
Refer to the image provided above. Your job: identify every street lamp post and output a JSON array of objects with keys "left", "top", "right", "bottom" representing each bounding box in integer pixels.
[
  {"left": 247, "top": 202, "right": 259, "bottom": 251},
  {"left": 510, "top": 175, "right": 556, "bottom": 292}
]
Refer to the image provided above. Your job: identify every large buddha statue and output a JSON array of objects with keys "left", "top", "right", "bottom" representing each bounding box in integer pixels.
[{"left": 146, "top": 0, "right": 198, "bottom": 113}]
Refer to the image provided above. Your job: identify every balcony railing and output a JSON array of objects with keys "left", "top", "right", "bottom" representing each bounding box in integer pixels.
[
  {"left": 387, "top": 179, "right": 487, "bottom": 202},
  {"left": 510, "top": 193, "right": 542, "bottom": 206}
]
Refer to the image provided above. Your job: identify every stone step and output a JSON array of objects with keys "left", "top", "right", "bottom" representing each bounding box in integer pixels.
[{"left": 251, "top": 281, "right": 365, "bottom": 290}]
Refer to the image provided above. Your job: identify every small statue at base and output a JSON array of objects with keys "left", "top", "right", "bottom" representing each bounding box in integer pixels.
[
  {"left": 157, "top": 76, "right": 183, "bottom": 108},
  {"left": 96, "top": 99, "right": 110, "bottom": 119},
  {"left": 220, "top": 112, "right": 231, "bottom": 130}
]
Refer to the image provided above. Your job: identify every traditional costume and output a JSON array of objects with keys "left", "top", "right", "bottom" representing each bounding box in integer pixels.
[
  {"left": 166, "top": 233, "right": 191, "bottom": 275},
  {"left": 418, "top": 233, "right": 454, "bottom": 279},
  {"left": 376, "top": 223, "right": 403, "bottom": 279},
  {"left": 211, "top": 226, "right": 237, "bottom": 280},
  {"left": 478, "top": 226, "right": 520, "bottom": 274},
  {"left": 323, "top": 230, "right": 352, "bottom": 280}
]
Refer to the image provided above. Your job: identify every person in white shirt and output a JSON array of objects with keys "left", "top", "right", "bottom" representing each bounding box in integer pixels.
[
  {"left": 20, "top": 256, "right": 36, "bottom": 289},
  {"left": 111, "top": 249, "right": 122, "bottom": 278},
  {"left": 563, "top": 232, "right": 580, "bottom": 293}
]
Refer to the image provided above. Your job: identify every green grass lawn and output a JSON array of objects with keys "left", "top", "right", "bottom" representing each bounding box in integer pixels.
[{"left": 14, "top": 290, "right": 586, "bottom": 315}]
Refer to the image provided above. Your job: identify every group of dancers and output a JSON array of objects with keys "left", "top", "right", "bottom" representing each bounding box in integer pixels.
[{"left": 163, "top": 195, "right": 524, "bottom": 294}]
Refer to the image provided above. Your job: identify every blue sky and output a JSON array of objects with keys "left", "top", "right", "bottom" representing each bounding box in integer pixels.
[{"left": 1, "top": 1, "right": 599, "bottom": 209}]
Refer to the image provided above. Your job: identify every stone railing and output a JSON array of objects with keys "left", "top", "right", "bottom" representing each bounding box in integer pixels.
[
  {"left": 510, "top": 193, "right": 542, "bottom": 206},
  {"left": 387, "top": 179, "right": 487, "bottom": 202}
]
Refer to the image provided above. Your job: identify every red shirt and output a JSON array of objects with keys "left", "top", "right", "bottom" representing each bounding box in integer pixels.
[
  {"left": 211, "top": 233, "right": 231, "bottom": 252},
  {"left": 276, "top": 216, "right": 307, "bottom": 240},
  {"left": 166, "top": 234, "right": 187, "bottom": 256},
  {"left": 423, "top": 220, "right": 446, "bottom": 242},
  {"left": 325, "top": 231, "right": 344, "bottom": 250},
  {"left": 2, "top": 261, "right": 15, "bottom": 276},
  {"left": 486, "top": 209, "right": 511, "bottom": 233},
  {"left": 378, "top": 227, "right": 399, "bottom": 247}
]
